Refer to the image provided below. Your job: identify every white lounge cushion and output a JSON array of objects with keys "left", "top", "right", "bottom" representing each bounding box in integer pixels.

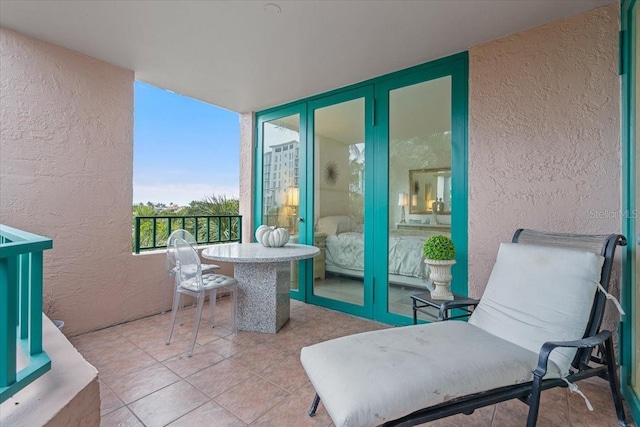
[
  {"left": 300, "top": 321, "right": 561, "bottom": 427},
  {"left": 469, "top": 243, "right": 604, "bottom": 376}
]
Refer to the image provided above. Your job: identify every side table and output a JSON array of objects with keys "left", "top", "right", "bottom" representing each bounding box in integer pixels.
[{"left": 411, "top": 291, "right": 480, "bottom": 324}]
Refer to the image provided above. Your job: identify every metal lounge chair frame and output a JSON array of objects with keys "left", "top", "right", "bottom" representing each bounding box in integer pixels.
[{"left": 306, "top": 229, "right": 630, "bottom": 427}]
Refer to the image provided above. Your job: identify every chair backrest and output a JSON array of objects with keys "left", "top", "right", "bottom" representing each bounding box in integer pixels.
[
  {"left": 166, "top": 229, "right": 198, "bottom": 274},
  {"left": 511, "top": 229, "right": 626, "bottom": 368},
  {"left": 173, "top": 237, "right": 204, "bottom": 292}
]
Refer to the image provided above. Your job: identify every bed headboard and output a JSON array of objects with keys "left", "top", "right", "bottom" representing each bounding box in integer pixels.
[{"left": 316, "top": 215, "right": 359, "bottom": 235}]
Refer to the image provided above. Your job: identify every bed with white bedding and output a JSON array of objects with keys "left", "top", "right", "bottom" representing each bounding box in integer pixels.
[{"left": 316, "top": 215, "right": 448, "bottom": 287}]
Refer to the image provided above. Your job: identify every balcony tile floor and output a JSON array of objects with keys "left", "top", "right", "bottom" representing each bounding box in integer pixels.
[{"left": 69, "top": 298, "right": 635, "bottom": 427}]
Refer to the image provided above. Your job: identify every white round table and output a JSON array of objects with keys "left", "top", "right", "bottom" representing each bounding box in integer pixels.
[{"left": 202, "top": 243, "right": 319, "bottom": 333}]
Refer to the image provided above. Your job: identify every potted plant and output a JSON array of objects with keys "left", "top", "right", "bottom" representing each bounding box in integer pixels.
[{"left": 423, "top": 235, "right": 456, "bottom": 300}]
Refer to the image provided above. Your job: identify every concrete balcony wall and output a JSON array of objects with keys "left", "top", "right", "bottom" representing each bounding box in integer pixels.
[
  {"left": 0, "top": 28, "right": 235, "bottom": 336},
  {"left": 0, "top": 315, "right": 100, "bottom": 426},
  {"left": 468, "top": 3, "right": 622, "bottom": 332}
]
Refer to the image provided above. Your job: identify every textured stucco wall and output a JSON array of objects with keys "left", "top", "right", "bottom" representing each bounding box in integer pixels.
[
  {"left": 0, "top": 28, "right": 237, "bottom": 336},
  {"left": 239, "top": 112, "right": 255, "bottom": 243},
  {"left": 468, "top": 4, "right": 621, "bottom": 322}
]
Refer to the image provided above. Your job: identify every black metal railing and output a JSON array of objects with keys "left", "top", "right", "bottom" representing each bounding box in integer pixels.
[{"left": 133, "top": 215, "right": 242, "bottom": 254}]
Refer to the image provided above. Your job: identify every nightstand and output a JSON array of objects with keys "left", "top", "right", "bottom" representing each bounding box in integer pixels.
[
  {"left": 313, "top": 233, "right": 327, "bottom": 280},
  {"left": 289, "top": 232, "right": 327, "bottom": 283}
]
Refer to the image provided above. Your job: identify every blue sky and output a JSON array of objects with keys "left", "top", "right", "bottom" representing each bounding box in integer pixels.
[{"left": 133, "top": 81, "right": 240, "bottom": 206}]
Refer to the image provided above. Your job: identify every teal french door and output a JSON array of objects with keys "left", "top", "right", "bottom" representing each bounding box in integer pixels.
[
  {"left": 621, "top": 0, "right": 640, "bottom": 422},
  {"left": 255, "top": 53, "right": 468, "bottom": 324},
  {"left": 304, "top": 87, "right": 375, "bottom": 318}
]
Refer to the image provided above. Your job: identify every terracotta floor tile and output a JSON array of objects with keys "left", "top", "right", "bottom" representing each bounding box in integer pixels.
[
  {"left": 107, "top": 362, "right": 181, "bottom": 404},
  {"left": 214, "top": 376, "right": 289, "bottom": 424},
  {"left": 70, "top": 326, "right": 123, "bottom": 349},
  {"left": 128, "top": 380, "right": 209, "bottom": 427},
  {"left": 210, "top": 336, "right": 249, "bottom": 358},
  {"left": 94, "top": 347, "right": 158, "bottom": 383},
  {"left": 251, "top": 383, "right": 332, "bottom": 427},
  {"left": 222, "top": 330, "right": 271, "bottom": 347},
  {"left": 568, "top": 378, "right": 627, "bottom": 426},
  {"left": 99, "top": 380, "right": 124, "bottom": 417},
  {"left": 139, "top": 333, "right": 197, "bottom": 362},
  {"left": 257, "top": 354, "right": 309, "bottom": 392},
  {"left": 163, "top": 340, "right": 226, "bottom": 378},
  {"left": 186, "top": 359, "right": 254, "bottom": 398},
  {"left": 166, "top": 401, "right": 246, "bottom": 427},
  {"left": 229, "top": 343, "right": 289, "bottom": 373},
  {"left": 111, "top": 315, "right": 166, "bottom": 338},
  {"left": 123, "top": 323, "right": 180, "bottom": 349},
  {"left": 71, "top": 329, "right": 136, "bottom": 366},
  {"left": 100, "top": 406, "right": 144, "bottom": 427},
  {"left": 251, "top": 395, "right": 331, "bottom": 427},
  {"left": 492, "top": 390, "right": 570, "bottom": 427}
]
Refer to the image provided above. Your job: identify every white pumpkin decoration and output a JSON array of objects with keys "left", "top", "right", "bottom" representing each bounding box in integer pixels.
[{"left": 255, "top": 225, "right": 290, "bottom": 247}]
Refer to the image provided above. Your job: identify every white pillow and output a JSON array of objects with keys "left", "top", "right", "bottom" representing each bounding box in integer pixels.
[
  {"left": 469, "top": 243, "right": 604, "bottom": 376},
  {"left": 316, "top": 215, "right": 357, "bottom": 235}
]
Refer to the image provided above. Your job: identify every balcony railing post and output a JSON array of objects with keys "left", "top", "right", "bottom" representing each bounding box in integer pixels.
[
  {"left": 29, "top": 251, "right": 43, "bottom": 355},
  {"left": 152, "top": 218, "right": 157, "bottom": 248},
  {"left": 134, "top": 217, "right": 141, "bottom": 254},
  {"left": 0, "top": 256, "right": 18, "bottom": 388},
  {"left": 19, "top": 253, "right": 30, "bottom": 340}
]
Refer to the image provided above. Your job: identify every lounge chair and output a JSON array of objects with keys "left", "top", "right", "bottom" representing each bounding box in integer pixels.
[{"left": 300, "top": 229, "right": 630, "bottom": 427}]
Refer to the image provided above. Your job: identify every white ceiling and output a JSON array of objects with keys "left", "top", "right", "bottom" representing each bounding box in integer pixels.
[{"left": 0, "top": 0, "right": 613, "bottom": 113}]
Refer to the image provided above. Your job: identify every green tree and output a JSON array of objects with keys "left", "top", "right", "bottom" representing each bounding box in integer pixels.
[{"left": 182, "top": 194, "right": 239, "bottom": 216}]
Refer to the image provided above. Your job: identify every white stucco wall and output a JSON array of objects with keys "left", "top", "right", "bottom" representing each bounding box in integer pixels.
[
  {"left": 468, "top": 4, "right": 621, "bottom": 325},
  {"left": 0, "top": 28, "right": 233, "bottom": 336}
]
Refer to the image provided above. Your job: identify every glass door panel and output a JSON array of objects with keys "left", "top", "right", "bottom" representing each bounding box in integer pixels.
[
  {"left": 387, "top": 76, "right": 452, "bottom": 319},
  {"left": 260, "top": 114, "right": 301, "bottom": 290},
  {"left": 633, "top": 4, "right": 639, "bottom": 399},
  {"left": 311, "top": 98, "right": 366, "bottom": 307}
]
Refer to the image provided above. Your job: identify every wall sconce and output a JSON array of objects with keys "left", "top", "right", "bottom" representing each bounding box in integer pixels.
[{"left": 398, "top": 192, "right": 408, "bottom": 223}]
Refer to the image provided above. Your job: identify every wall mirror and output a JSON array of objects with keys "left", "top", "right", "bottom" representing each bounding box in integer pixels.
[{"left": 408, "top": 168, "right": 451, "bottom": 214}]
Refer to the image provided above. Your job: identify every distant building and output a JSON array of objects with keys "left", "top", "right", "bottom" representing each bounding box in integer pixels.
[{"left": 263, "top": 140, "right": 299, "bottom": 216}]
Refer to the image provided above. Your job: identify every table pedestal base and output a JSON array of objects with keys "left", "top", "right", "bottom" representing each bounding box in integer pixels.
[{"left": 234, "top": 262, "right": 290, "bottom": 333}]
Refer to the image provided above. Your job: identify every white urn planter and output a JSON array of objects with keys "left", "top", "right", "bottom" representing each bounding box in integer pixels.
[{"left": 425, "top": 259, "right": 456, "bottom": 300}]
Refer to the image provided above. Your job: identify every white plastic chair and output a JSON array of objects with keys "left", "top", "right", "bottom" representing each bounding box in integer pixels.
[
  {"left": 164, "top": 229, "right": 220, "bottom": 314},
  {"left": 165, "top": 237, "right": 238, "bottom": 356}
]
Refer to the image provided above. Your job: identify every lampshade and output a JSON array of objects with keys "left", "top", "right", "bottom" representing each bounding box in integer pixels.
[
  {"left": 411, "top": 194, "right": 418, "bottom": 207},
  {"left": 398, "top": 192, "right": 408, "bottom": 206},
  {"left": 286, "top": 187, "right": 299, "bottom": 206}
]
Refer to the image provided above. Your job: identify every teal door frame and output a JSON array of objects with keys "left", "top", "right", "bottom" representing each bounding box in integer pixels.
[
  {"left": 304, "top": 86, "right": 375, "bottom": 318},
  {"left": 255, "top": 52, "right": 469, "bottom": 324},
  {"left": 372, "top": 56, "right": 468, "bottom": 325},
  {"left": 621, "top": 0, "right": 639, "bottom": 422},
  {"left": 254, "top": 103, "right": 308, "bottom": 301}
]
